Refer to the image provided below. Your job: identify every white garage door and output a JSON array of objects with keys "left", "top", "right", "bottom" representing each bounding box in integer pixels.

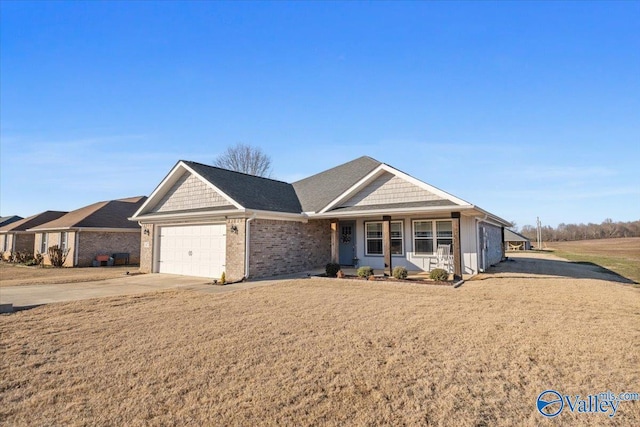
[{"left": 158, "top": 224, "right": 226, "bottom": 278}]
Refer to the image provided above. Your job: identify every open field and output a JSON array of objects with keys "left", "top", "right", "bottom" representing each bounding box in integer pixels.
[
  {"left": 2, "top": 272, "right": 639, "bottom": 425},
  {"left": 0, "top": 263, "right": 134, "bottom": 287},
  {"left": 546, "top": 237, "right": 640, "bottom": 284}
]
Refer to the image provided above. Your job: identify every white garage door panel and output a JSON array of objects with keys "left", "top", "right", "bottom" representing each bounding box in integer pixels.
[{"left": 158, "top": 224, "right": 226, "bottom": 278}]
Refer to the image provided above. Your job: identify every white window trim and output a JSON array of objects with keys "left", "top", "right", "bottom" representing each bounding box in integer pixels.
[
  {"left": 364, "top": 220, "right": 404, "bottom": 256},
  {"left": 412, "top": 219, "right": 453, "bottom": 256},
  {"left": 40, "top": 233, "right": 48, "bottom": 254},
  {"left": 60, "top": 232, "right": 68, "bottom": 251}
]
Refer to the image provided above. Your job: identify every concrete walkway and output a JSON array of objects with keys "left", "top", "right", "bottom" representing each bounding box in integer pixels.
[{"left": 0, "top": 273, "right": 286, "bottom": 311}]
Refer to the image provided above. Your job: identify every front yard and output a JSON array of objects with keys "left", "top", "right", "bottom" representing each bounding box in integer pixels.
[
  {"left": 1, "top": 272, "right": 639, "bottom": 425},
  {"left": 0, "top": 262, "right": 133, "bottom": 287}
]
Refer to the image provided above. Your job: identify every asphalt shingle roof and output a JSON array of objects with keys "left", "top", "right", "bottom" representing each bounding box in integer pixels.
[
  {"left": 504, "top": 229, "right": 530, "bottom": 242},
  {"left": 30, "top": 197, "right": 146, "bottom": 230},
  {"left": 0, "top": 211, "right": 67, "bottom": 232},
  {"left": 292, "top": 156, "right": 381, "bottom": 212},
  {"left": 183, "top": 161, "right": 303, "bottom": 214},
  {"left": 0, "top": 216, "right": 23, "bottom": 228}
]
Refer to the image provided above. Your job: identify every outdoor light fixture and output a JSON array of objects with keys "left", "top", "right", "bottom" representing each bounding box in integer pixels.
[
  {"left": 230, "top": 225, "right": 238, "bottom": 234},
  {"left": 143, "top": 227, "right": 150, "bottom": 236}
]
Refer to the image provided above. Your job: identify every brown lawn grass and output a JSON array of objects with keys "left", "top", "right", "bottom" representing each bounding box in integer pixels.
[
  {"left": 0, "top": 262, "right": 134, "bottom": 287},
  {"left": 546, "top": 237, "right": 640, "bottom": 284},
  {"left": 1, "top": 277, "right": 639, "bottom": 426}
]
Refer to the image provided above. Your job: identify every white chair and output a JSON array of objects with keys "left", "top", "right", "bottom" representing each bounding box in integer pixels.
[{"left": 430, "top": 244, "right": 452, "bottom": 272}]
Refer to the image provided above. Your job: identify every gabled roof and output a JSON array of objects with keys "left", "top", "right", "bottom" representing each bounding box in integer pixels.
[
  {"left": 30, "top": 197, "right": 146, "bottom": 231},
  {"left": 132, "top": 156, "right": 510, "bottom": 226},
  {"left": 504, "top": 229, "right": 531, "bottom": 242},
  {"left": 0, "top": 215, "right": 23, "bottom": 227},
  {"left": 183, "top": 161, "right": 302, "bottom": 213},
  {"left": 0, "top": 211, "right": 67, "bottom": 232},
  {"left": 292, "top": 156, "right": 381, "bottom": 212}
]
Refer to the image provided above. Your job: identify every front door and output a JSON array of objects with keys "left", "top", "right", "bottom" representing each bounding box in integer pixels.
[{"left": 339, "top": 221, "right": 356, "bottom": 265}]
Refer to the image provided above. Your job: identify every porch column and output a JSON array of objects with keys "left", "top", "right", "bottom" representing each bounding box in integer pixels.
[
  {"left": 383, "top": 215, "right": 392, "bottom": 276},
  {"left": 330, "top": 220, "right": 339, "bottom": 264},
  {"left": 451, "top": 212, "right": 462, "bottom": 280}
]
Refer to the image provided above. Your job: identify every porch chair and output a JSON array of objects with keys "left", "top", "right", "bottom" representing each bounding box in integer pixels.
[{"left": 429, "top": 244, "right": 452, "bottom": 272}]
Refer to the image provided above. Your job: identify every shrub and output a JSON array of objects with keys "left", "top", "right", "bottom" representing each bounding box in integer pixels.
[
  {"left": 48, "top": 245, "right": 70, "bottom": 268},
  {"left": 392, "top": 266, "right": 408, "bottom": 279},
  {"left": 325, "top": 262, "right": 341, "bottom": 278},
  {"left": 220, "top": 271, "right": 226, "bottom": 285},
  {"left": 429, "top": 268, "right": 449, "bottom": 281},
  {"left": 357, "top": 266, "right": 374, "bottom": 278},
  {"left": 8, "top": 251, "right": 40, "bottom": 265}
]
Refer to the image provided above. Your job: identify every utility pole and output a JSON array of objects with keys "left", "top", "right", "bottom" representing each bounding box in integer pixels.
[{"left": 536, "top": 217, "right": 542, "bottom": 250}]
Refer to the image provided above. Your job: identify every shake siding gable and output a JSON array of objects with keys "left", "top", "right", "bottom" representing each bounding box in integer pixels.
[
  {"left": 151, "top": 172, "right": 234, "bottom": 213},
  {"left": 339, "top": 173, "right": 446, "bottom": 208}
]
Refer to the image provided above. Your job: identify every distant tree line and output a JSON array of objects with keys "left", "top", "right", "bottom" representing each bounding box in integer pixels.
[{"left": 518, "top": 219, "right": 640, "bottom": 242}]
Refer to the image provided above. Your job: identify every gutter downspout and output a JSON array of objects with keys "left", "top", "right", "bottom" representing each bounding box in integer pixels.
[{"left": 244, "top": 214, "right": 256, "bottom": 280}]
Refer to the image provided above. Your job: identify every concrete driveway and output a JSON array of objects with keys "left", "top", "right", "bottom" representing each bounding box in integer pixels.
[
  {"left": 1, "top": 274, "right": 213, "bottom": 310},
  {"left": 0, "top": 272, "right": 298, "bottom": 312}
]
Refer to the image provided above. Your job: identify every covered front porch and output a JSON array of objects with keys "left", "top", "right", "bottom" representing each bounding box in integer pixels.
[{"left": 328, "top": 212, "right": 466, "bottom": 280}]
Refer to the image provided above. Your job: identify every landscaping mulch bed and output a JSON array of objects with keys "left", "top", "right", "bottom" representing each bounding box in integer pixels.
[{"left": 317, "top": 274, "right": 454, "bottom": 286}]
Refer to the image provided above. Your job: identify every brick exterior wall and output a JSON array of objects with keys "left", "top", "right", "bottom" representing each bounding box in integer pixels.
[
  {"left": 139, "top": 224, "right": 154, "bottom": 273},
  {"left": 76, "top": 231, "right": 141, "bottom": 267},
  {"left": 225, "top": 219, "right": 246, "bottom": 282},
  {"left": 249, "top": 219, "right": 331, "bottom": 278}
]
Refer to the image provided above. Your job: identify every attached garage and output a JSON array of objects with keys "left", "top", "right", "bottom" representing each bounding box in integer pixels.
[{"left": 157, "top": 224, "right": 226, "bottom": 278}]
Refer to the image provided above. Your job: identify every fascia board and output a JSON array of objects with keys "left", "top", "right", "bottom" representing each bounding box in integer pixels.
[
  {"left": 130, "top": 208, "right": 246, "bottom": 223},
  {"left": 318, "top": 165, "right": 387, "bottom": 214},
  {"left": 131, "top": 161, "right": 185, "bottom": 219},
  {"left": 310, "top": 205, "right": 475, "bottom": 219},
  {"left": 248, "top": 209, "right": 308, "bottom": 223},
  {"left": 318, "top": 163, "right": 472, "bottom": 214},
  {"left": 383, "top": 164, "right": 471, "bottom": 206},
  {"left": 131, "top": 161, "right": 244, "bottom": 220},
  {"left": 181, "top": 163, "right": 244, "bottom": 209}
]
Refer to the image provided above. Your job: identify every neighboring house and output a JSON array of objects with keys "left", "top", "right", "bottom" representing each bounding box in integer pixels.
[
  {"left": 28, "top": 196, "right": 147, "bottom": 267},
  {"left": 0, "top": 215, "right": 23, "bottom": 228},
  {"left": 504, "top": 229, "right": 531, "bottom": 251},
  {"left": 131, "top": 156, "right": 510, "bottom": 281},
  {"left": 0, "top": 211, "right": 67, "bottom": 260}
]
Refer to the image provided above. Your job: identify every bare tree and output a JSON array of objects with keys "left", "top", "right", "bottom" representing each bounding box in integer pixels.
[{"left": 213, "top": 143, "right": 272, "bottom": 177}]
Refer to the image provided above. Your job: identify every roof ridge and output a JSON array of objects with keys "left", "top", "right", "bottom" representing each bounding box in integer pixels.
[
  {"left": 182, "top": 160, "right": 290, "bottom": 184},
  {"left": 292, "top": 156, "right": 382, "bottom": 185}
]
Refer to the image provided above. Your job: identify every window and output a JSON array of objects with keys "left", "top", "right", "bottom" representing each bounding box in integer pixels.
[
  {"left": 365, "top": 221, "right": 404, "bottom": 256},
  {"left": 40, "top": 233, "right": 48, "bottom": 254},
  {"left": 413, "top": 220, "right": 454, "bottom": 255},
  {"left": 60, "top": 232, "right": 68, "bottom": 251}
]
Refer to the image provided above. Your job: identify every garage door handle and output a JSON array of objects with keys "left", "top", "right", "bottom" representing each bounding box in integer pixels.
[{"left": 188, "top": 251, "right": 193, "bottom": 256}]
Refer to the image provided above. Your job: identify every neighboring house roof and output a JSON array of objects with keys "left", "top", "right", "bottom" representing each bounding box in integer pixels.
[
  {"left": 0, "top": 211, "right": 67, "bottom": 233},
  {"left": 30, "top": 197, "right": 147, "bottom": 231},
  {"left": 504, "top": 229, "right": 530, "bottom": 242},
  {"left": 292, "top": 156, "right": 382, "bottom": 213},
  {"left": 0, "top": 215, "right": 23, "bottom": 227},
  {"left": 184, "top": 161, "right": 302, "bottom": 214}
]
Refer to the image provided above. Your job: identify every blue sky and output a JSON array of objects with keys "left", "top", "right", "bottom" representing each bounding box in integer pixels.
[{"left": 1, "top": 1, "right": 639, "bottom": 229}]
